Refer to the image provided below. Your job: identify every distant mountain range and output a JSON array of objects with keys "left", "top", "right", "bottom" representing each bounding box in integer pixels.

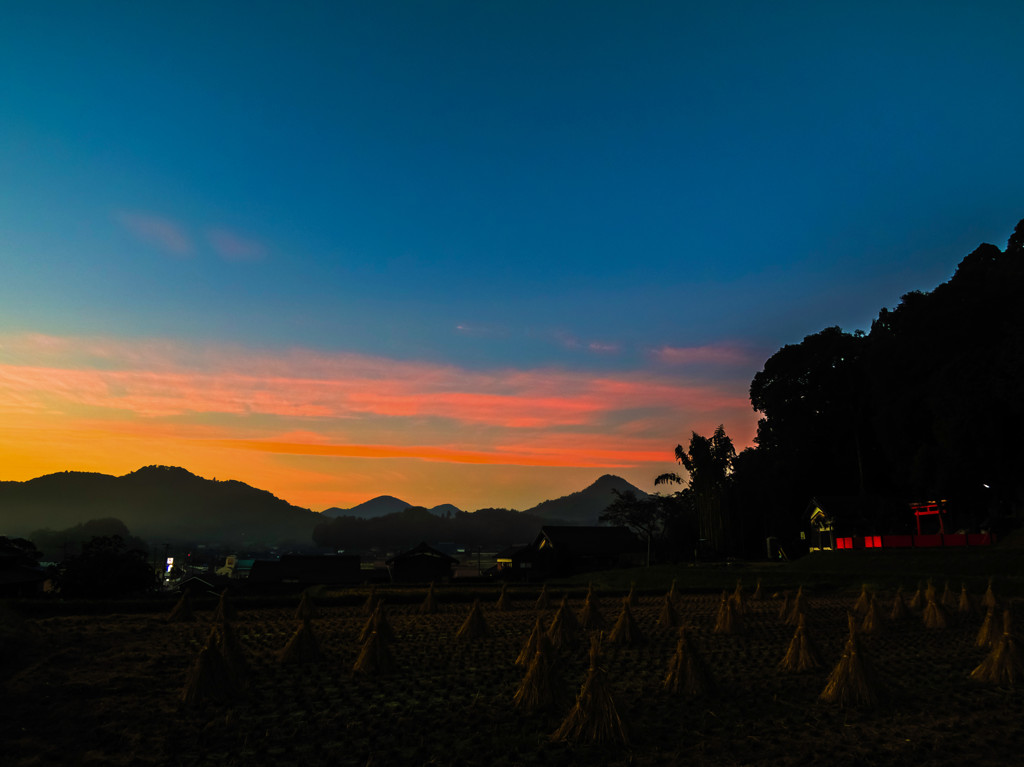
[
  {"left": 0, "top": 467, "right": 648, "bottom": 550},
  {"left": 324, "top": 473, "right": 647, "bottom": 526},
  {"left": 321, "top": 496, "right": 463, "bottom": 520}
]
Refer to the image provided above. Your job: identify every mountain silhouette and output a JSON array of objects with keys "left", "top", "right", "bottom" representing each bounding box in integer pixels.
[
  {"left": 321, "top": 497, "right": 464, "bottom": 520},
  {"left": 0, "top": 465, "right": 320, "bottom": 549},
  {"left": 524, "top": 474, "right": 648, "bottom": 525}
]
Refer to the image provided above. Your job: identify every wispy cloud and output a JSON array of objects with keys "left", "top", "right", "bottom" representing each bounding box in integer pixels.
[
  {"left": 650, "top": 342, "right": 758, "bottom": 367},
  {"left": 206, "top": 228, "right": 267, "bottom": 261},
  {"left": 115, "top": 211, "right": 193, "bottom": 256}
]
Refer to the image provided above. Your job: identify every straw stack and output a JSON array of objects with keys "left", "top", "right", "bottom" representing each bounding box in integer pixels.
[
  {"left": 889, "top": 587, "right": 909, "bottom": 621},
  {"left": 976, "top": 606, "right": 998, "bottom": 649},
  {"left": 168, "top": 592, "right": 196, "bottom": 623},
  {"left": 778, "top": 613, "right": 822, "bottom": 672},
  {"left": 278, "top": 618, "right": 324, "bottom": 664},
  {"left": 496, "top": 582, "right": 512, "bottom": 612},
  {"left": 852, "top": 585, "right": 871, "bottom": 616},
  {"left": 860, "top": 594, "right": 885, "bottom": 634},
  {"left": 713, "top": 590, "right": 743, "bottom": 634},
  {"left": 551, "top": 636, "right": 629, "bottom": 745},
  {"left": 607, "top": 598, "right": 645, "bottom": 646},
  {"left": 455, "top": 599, "right": 489, "bottom": 641},
  {"left": 664, "top": 627, "right": 713, "bottom": 695},
  {"left": 418, "top": 582, "right": 439, "bottom": 615},
  {"left": 547, "top": 596, "right": 582, "bottom": 650},
  {"left": 514, "top": 634, "right": 565, "bottom": 712},
  {"left": 785, "top": 587, "right": 807, "bottom": 626},
  {"left": 516, "top": 614, "right": 547, "bottom": 667},
  {"left": 352, "top": 630, "right": 395, "bottom": 675},
  {"left": 212, "top": 589, "right": 237, "bottom": 622},
  {"left": 626, "top": 582, "right": 639, "bottom": 608},
  {"left": 922, "top": 597, "right": 950, "bottom": 629},
  {"left": 970, "top": 609, "right": 1023, "bottom": 686},
  {"left": 578, "top": 594, "right": 607, "bottom": 631},
  {"left": 657, "top": 593, "right": 681, "bottom": 630},
  {"left": 535, "top": 583, "right": 552, "bottom": 610},
  {"left": 819, "top": 612, "right": 882, "bottom": 707},
  {"left": 295, "top": 590, "right": 315, "bottom": 621}
]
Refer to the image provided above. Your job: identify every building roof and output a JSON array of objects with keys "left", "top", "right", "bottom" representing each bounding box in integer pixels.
[
  {"left": 534, "top": 525, "right": 643, "bottom": 556},
  {"left": 385, "top": 541, "right": 460, "bottom": 566}
]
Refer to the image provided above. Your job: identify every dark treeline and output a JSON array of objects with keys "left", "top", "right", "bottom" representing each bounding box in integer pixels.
[
  {"left": 313, "top": 506, "right": 545, "bottom": 552},
  {"left": 608, "top": 218, "right": 1024, "bottom": 561}
]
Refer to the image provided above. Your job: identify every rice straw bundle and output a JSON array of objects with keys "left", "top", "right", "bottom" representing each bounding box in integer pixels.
[
  {"left": 778, "top": 591, "right": 792, "bottom": 621},
  {"left": 456, "top": 599, "right": 490, "bottom": 641},
  {"left": 982, "top": 578, "right": 998, "bottom": 610},
  {"left": 889, "top": 587, "right": 909, "bottom": 620},
  {"left": 514, "top": 634, "right": 565, "bottom": 712},
  {"left": 361, "top": 587, "right": 378, "bottom": 616},
  {"left": 535, "top": 583, "right": 552, "bottom": 610},
  {"left": 970, "top": 609, "right": 1023, "bottom": 686},
  {"left": 359, "top": 602, "right": 395, "bottom": 643},
  {"left": 976, "top": 606, "right": 998, "bottom": 649},
  {"left": 212, "top": 620, "right": 248, "bottom": 686},
  {"left": 908, "top": 582, "right": 925, "bottom": 611},
  {"left": 551, "top": 636, "right": 629, "bottom": 745},
  {"left": 939, "top": 581, "right": 956, "bottom": 610},
  {"left": 585, "top": 582, "right": 596, "bottom": 603},
  {"left": 819, "top": 613, "right": 882, "bottom": 707},
  {"left": 957, "top": 584, "right": 975, "bottom": 616},
  {"left": 860, "top": 594, "right": 885, "bottom": 634},
  {"left": 924, "top": 579, "right": 936, "bottom": 604},
  {"left": 546, "top": 596, "right": 582, "bottom": 650},
  {"left": 786, "top": 587, "right": 807, "bottom": 626},
  {"left": 496, "top": 582, "right": 512, "bottom": 612},
  {"left": 731, "top": 580, "right": 745, "bottom": 615},
  {"left": 607, "top": 598, "right": 645, "bottom": 646},
  {"left": 352, "top": 629, "right": 396, "bottom": 675},
  {"left": 418, "top": 582, "right": 438, "bottom": 615},
  {"left": 516, "top": 614, "right": 547, "bottom": 666},
  {"left": 852, "top": 584, "right": 871, "bottom": 616},
  {"left": 657, "top": 593, "right": 681, "bottom": 629},
  {"left": 922, "top": 597, "right": 950, "bottom": 629},
  {"left": 778, "top": 613, "right": 823, "bottom": 672},
  {"left": 664, "top": 627, "right": 713, "bottom": 695},
  {"left": 713, "top": 590, "right": 743, "bottom": 634},
  {"left": 212, "top": 589, "right": 237, "bottom": 622},
  {"left": 295, "top": 590, "right": 315, "bottom": 621},
  {"left": 666, "top": 579, "right": 679, "bottom": 604},
  {"left": 168, "top": 593, "right": 196, "bottom": 623},
  {"left": 578, "top": 595, "right": 607, "bottom": 631},
  {"left": 751, "top": 579, "right": 763, "bottom": 601},
  {"left": 278, "top": 619, "right": 324, "bottom": 664},
  {"left": 626, "top": 581, "right": 639, "bottom": 608},
  {"left": 181, "top": 640, "right": 239, "bottom": 704}
]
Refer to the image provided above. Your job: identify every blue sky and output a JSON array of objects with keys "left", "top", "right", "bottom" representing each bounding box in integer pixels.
[{"left": 1, "top": 2, "right": 1022, "bottom": 511}]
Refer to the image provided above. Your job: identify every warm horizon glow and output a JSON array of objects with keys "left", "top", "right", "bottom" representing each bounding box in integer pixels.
[{"left": 0, "top": 332, "right": 759, "bottom": 511}]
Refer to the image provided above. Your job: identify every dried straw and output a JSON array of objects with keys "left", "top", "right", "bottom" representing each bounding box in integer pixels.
[
  {"left": 535, "top": 583, "right": 552, "bottom": 610},
  {"left": 924, "top": 578, "right": 937, "bottom": 604},
  {"left": 971, "top": 609, "right": 1023, "bottom": 686},
  {"left": 168, "top": 593, "right": 196, "bottom": 623},
  {"left": 547, "top": 596, "right": 582, "bottom": 650},
  {"left": 713, "top": 590, "right": 743, "bottom": 634},
  {"left": 922, "top": 597, "right": 950, "bottom": 629},
  {"left": 359, "top": 602, "right": 395, "bottom": 643},
  {"left": 750, "top": 579, "right": 763, "bottom": 601},
  {"left": 657, "top": 593, "right": 681, "bottom": 629},
  {"left": 778, "top": 613, "right": 822, "bottom": 672},
  {"left": 666, "top": 579, "right": 679, "bottom": 605},
  {"left": 626, "top": 581, "right": 639, "bottom": 608},
  {"left": 212, "top": 589, "right": 237, "bottom": 622},
  {"left": 496, "top": 582, "right": 512, "bottom": 612},
  {"left": 778, "top": 591, "right": 792, "bottom": 621},
  {"left": 731, "top": 580, "right": 745, "bottom": 615},
  {"left": 456, "top": 599, "right": 489, "bottom": 641},
  {"left": 180, "top": 641, "right": 238, "bottom": 705},
  {"left": 860, "top": 594, "right": 885, "bottom": 634},
  {"left": 889, "top": 587, "right": 909, "bottom": 621},
  {"left": 976, "top": 606, "right": 998, "bottom": 649},
  {"left": 578, "top": 596, "right": 607, "bottom": 631},
  {"left": 212, "top": 620, "right": 248, "bottom": 686},
  {"left": 664, "top": 627, "right": 713, "bottom": 695},
  {"left": 607, "top": 598, "right": 645, "bottom": 646},
  {"left": 852, "top": 584, "right": 870, "bottom": 616},
  {"left": 819, "top": 613, "right": 882, "bottom": 707},
  {"left": 418, "top": 582, "right": 439, "bottom": 615},
  {"left": 278, "top": 619, "right": 324, "bottom": 664},
  {"left": 786, "top": 587, "right": 807, "bottom": 626},
  {"left": 908, "top": 582, "right": 925, "bottom": 611},
  {"left": 957, "top": 584, "right": 975, "bottom": 616},
  {"left": 352, "top": 630, "right": 395, "bottom": 675},
  {"left": 513, "top": 634, "right": 565, "bottom": 712},
  {"left": 940, "top": 581, "right": 957, "bottom": 610},
  {"left": 551, "top": 636, "right": 629, "bottom": 745},
  {"left": 982, "top": 578, "right": 998, "bottom": 610},
  {"left": 516, "top": 614, "right": 546, "bottom": 666}
]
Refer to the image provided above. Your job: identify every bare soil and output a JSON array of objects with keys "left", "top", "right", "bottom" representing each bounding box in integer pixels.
[{"left": 3, "top": 589, "right": 1022, "bottom": 767}]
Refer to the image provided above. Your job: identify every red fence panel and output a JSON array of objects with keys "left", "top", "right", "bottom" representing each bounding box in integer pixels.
[
  {"left": 942, "top": 534, "right": 967, "bottom": 547},
  {"left": 882, "top": 535, "right": 913, "bottom": 548},
  {"left": 913, "top": 534, "right": 943, "bottom": 547}
]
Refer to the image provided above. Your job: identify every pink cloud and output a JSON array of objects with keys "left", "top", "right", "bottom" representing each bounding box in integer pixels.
[
  {"left": 650, "top": 343, "right": 757, "bottom": 367},
  {"left": 115, "top": 211, "right": 193, "bottom": 256},
  {"left": 206, "top": 228, "right": 267, "bottom": 261}
]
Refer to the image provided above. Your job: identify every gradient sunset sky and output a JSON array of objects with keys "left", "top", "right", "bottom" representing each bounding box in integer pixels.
[{"left": 2, "top": 2, "right": 1023, "bottom": 512}]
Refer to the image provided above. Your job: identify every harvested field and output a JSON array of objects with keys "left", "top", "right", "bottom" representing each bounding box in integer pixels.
[{"left": 3, "top": 586, "right": 1023, "bottom": 767}]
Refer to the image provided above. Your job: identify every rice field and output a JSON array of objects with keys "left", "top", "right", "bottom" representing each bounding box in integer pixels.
[{"left": 2, "top": 583, "right": 1023, "bottom": 767}]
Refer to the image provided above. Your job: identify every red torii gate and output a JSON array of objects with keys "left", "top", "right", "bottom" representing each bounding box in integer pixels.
[{"left": 910, "top": 500, "right": 948, "bottom": 535}]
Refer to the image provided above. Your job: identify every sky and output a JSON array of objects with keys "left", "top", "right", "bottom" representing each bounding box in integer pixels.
[{"left": 2, "top": 2, "right": 1023, "bottom": 513}]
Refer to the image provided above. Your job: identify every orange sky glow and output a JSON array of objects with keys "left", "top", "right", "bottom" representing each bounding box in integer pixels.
[{"left": 0, "top": 333, "right": 760, "bottom": 511}]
